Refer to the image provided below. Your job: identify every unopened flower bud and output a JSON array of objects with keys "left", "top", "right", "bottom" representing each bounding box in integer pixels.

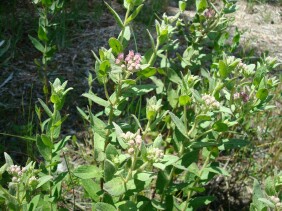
[
  {"left": 233, "top": 92, "right": 240, "bottom": 100},
  {"left": 115, "top": 59, "right": 121, "bottom": 64},
  {"left": 129, "top": 139, "right": 135, "bottom": 146},
  {"left": 270, "top": 196, "right": 280, "bottom": 204},
  {"left": 202, "top": 94, "right": 220, "bottom": 109},
  {"left": 276, "top": 202, "right": 282, "bottom": 207},
  {"left": 128, "top": 148, "right": 135, "bottom": 155},
  {"left": 117, "top": 53, "right": 124, "bottom": 60},
  {"left": 12, "top": 177, "right": 18, "bottom": 182},
  {"left": 135, "top": 135, "right": 142, "bottom": 145}
]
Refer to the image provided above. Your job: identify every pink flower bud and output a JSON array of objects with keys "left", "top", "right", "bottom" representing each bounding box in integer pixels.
[
  {"left": 115, "top": 59, "right": 121, "bottom": 64},
  {"left": 129, "top": 139, "right": 135, "bottom": 146},
  {"left": 117, "top": 53, "right": 124, "bottom": 60}
]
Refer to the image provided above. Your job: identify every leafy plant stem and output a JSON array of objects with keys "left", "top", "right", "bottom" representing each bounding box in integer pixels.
[
  {"left": 148, "top": 40, "right": 160, "bottom": 66},
  {"left": 63, "top": 152, "right": 75, "bottom": 210},
  {"left": 119, "top": 8, "right": 130, "bottom": 45},
  {"left": 43, "top": 6, "right": 49, "bottom": 103},
  {"left": 160, "top": 166, "right": 175, "bottom": 203},
  {"left": 182, "top": 152, "right": 211, "bottom": 211},
  {"left": 183, "top": 105, "right": 188, "bottom": 132},
  {"left": 125, "top": 151, "right": 137, "bottom": 182}
]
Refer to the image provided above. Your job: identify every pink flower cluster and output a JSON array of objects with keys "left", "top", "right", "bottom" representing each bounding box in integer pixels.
[
  {"left": 202, "top": 94, "right": 220, "bottom": 109},
  {"left": 233, "top": 92, "right": 250, "bottom": 103},
  {"left": 121, "top": 131, "right": 143, "bottom": 154},
  {"left": 115, "top": 50, "right": 142, "bottom": 72},
  {"left": 204, "top": 8, "right": 215, "bottom": 19},
  {"left": 7, "top": 165, "right": 24, "bottom": 183},
  {"left": 146, "top": 146, "right": 164, "bottom": 162}
]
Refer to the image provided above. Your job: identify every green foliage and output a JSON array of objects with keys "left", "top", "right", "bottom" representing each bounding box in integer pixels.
[
  {"left": 250, "top": 171, "right": 282, "bottom": 211},
  {"left": 0, "top": 0, "right": 280, "bottom": 210}
]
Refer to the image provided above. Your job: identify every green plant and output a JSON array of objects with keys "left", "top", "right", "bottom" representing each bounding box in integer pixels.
[
  {"left": 0, "top": 78, "right": 72, "bottom": 210},
  {"left": 250, "top": 170, "right": 282, "bottom": 211},
  {"left": 0, "top": 0, "right": 280, "bottom": 210},
  {"left": 73, "top": 0, "right": 280, "bottom": 210},
  {"left": 29, "top": 0, "right": 65, "bottom": 101}
]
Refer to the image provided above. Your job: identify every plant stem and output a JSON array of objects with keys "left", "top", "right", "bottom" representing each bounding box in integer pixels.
[
  {"left": 148, "top": 40, "right": 160, "bottom": 66},
  {"left": 119, "top": 8, "right": 130, "bottom": 44},
  {"left": 182, "top": 152, "right": 211, "bottom": 211}
]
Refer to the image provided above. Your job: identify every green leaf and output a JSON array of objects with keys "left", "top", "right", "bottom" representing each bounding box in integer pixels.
[
  {"left": 105, "top": 144, "right": 118, "bottom": 160},
  {"left": 179, "top": 1, "right": 187, "bottom": 12},
  {"left": 190, "top": 141, "right": 218, "bottom": 149},
  {"left": 135, "top": 172, "right": 155, "bottom": 182},
  {"left": 81, "top": 179, "right": 100, "bottom": 202},
  {"left": 167, "top": 68, "right": 181, "bottom": 84},
  {"left": 104, "top": 177, "right": 125, "bottom": 196},
  {"left": 29, "top": 35, "right": 45, "bottom": 53},
  {"left": 93, "top": 202, "right": 116, "bottom": 211},
  {"left": 256, "top": 89, "right": 268, "bottom": 101},
  {"left": 137, "top": 67, "right": 157, "bottom": 78},
  {"left": 104, "top": 159, "right": 116, "bottom": 182},
  {"left": 36, "top": 135, "right": 52, "bottom": 161},
  {"left": 38, "top": 25, "right": 48, "bottom": 42},
  {"left": 264, "top": 176, "right": 277, "bottom": 196},
  {"left": 179, "top": 95, "right": 191, "bottom": 106},
  {"left": 252, "top": 179, "right": 267, "bottom": 211},
  {"left": 76, "top": 106, "right": 89, "bottom": 121},
  {"left": 53, "top": 136, "right": 71, "bottom": 153},
  {"left": 82, "top": 93, "right": 110, "bottom": 107},
  {"left": 195, "top": 114, "right": 211, "bottom": 123},
  {"left": 154, "top": 155, "right": 180, "bottom": 170},
  {"left": 188, "top": 196, "right": 215, "bottom": 209},
  {"left": 4, "top": 152, "right": 13, "bottom": 166},
  {"left": 174, "top": 150, "right": 199, "bottom": 170},
  {"left": 126, "top": 4, "right": 144, "bottom": 25},
  {"left": 203, "top": 166, "right": 230, "bottom": 177},
  {"left": 36, "top": 175, "right": 53, "bottom": 188},
  {"left": 109, "top": 37, "right": 123, "bottom": 55},
  {"left": 104, "top": 2, "right": 124, "bottom": 28},
  {"left": 219, "top": 106, "right": 233, "bottom": 115},
  {"left": 38, "top": 98, "right": 52, "bottom": 118},
  {"left": 219, "top": 139, "right": 249, "bottom": 150},
  {"left": 258, "top": 198, "right": 275, "bottom": 208},
  {"left": 90, "top": 114, "right": 107, "bottom": 139},
  {"left": 218, "top": 60, "right": 228, "bottom": 79},
  {"left": 27, "top": 195, "right": 41, "bottom": 211},
  {"left": 112, "top": 122, "right": 127, "bottom": 149},
  {"left": 117, "top": 201, "right": 138, "bottom": 211},
  {"left": 122, "top": 84, "right": 156, "bottom": 97},
  {"left": 41, "top": 134, "right": 53, "bottom": 148},
  {"left": 73, "top": 165, "right": 102, "bottom": 179},
  {"left": 120, "top": 26, "right": 131, "bottom": 42},
  {"left": 153, "top": 134, "right": 163, "bottom": 148},
  {"left": 146, "top": 29, "right": 155, "bottom": 50},
  {"left": 169, "top": 112, "right": 188, "bottom": 138},
  {"left": 152, "top": 199, "right": 165, "bottom": 210},
  {"left": 99, "top": 60, "right": 111, "bottom": 75},
  {"left": 212, "top": 121, "right": 228, "bottom": 132}
]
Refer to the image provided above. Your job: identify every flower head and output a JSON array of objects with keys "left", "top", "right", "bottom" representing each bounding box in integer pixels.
[
  {"left": 146, "top": 146, "right": 164, "bottom": 162},
  {"left": 202, "top": 94, "right": 220, "bottom": 109},
  {"left": 115, "top": 50, "right": 142, "bottom": 72}
]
